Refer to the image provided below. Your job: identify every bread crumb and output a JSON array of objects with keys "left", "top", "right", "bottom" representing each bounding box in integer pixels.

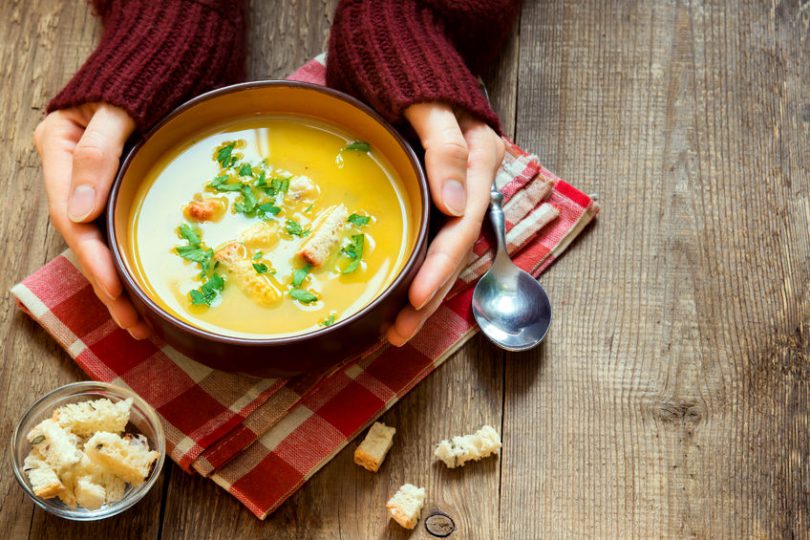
[
  {"left": 434, "top": 425, "right": 502, "bottom": 468},
  {"left": 386, "top": 483, "right": 426, "bottom": 529},
  {"left": 85, "top": 432, "right": 160, "bottom": 486},
  {"left": 354, "top": 422, "right": 395, "bottom": 472}
]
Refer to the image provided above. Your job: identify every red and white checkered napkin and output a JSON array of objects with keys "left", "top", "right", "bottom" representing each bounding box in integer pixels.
[{"left": 11, "top": 56, "right": 599, "bottom": 519}]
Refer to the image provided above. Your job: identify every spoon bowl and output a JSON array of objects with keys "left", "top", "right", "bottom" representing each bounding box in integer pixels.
[{"left": 472, "top": 190, "right": 552, "bottom": 351}]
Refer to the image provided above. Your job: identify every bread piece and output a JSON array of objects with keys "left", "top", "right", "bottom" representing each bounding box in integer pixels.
[
  {"left": 434, "top": 425, "right": 502, "bottom": 468},
  {"left": 354, "top": 422, "right": 396, "bottom": 472},
  {"left": 184, "top": 196, "right": 227, "bottom": 222},
  {"left": 74, "top": 477, "right": 106, "bottom": 510},
  {"left": 297, "top": 204, "right": 348, "bottom": 267},
  {"left": 287, "top": 175, "right": 319, "bottom": 201},
  {"left": 215, "top": 241, "right": 282, "bottom": 305},
  {"left": 70, "top": 454, "right": 128, "bottom": 505},
  {"left": 52, "top": 397, "right": 132, "bottom": 437},
  {"left": 239, "top": 221, "right": 280, "bottom": 248},
  {"left": 23, "top": 455, "right": 65, "bottom": 498},
  {"left": 27, "top": 419, "right": 83, "bottom": 473},
  {"left": 386, "top": 483, "right": 426, "bottom": 529},
  {"left": 85, "top": 432, "right": 160, "bottom": 486}
]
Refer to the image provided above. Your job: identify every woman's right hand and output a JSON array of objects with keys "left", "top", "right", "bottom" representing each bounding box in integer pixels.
[{"left": 34, "top": 103, "right": 151, "bottom": 339}]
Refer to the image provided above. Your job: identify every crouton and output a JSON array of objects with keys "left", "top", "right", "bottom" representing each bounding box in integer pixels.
[
  {"left": 434, "top": 425, "right": 502, "bottom": 468},
  {"left": 287, "top": 175, "right": 319, "bottom": 201},
  {"left": 297, "top": 204, "right": 348, "bottom": 267},
  {"left": 85, "top": 432, "right": 160, "bottom": 486},
  {"left": 239, "top": 220, "right": 280, "bottom": 248},
  {"left": 27, "top": 419, "right": 83, "bottom": 473},
  {"left": 23, "top": 455, "right": 65, "bottom": 499},
  {"left": 215, "top": 241, "right": 282, "bottom": 305},
  {"left": 52, "top": 397, "right": 132, "bottom": 437},
  {"left": 184, "top": 195, "right": 227, "bottom": 222},
  {"left": 354, "top": 422, "right": 395, "bottom": 472},
  {"left": 386, "top": 483, "right": 426, "bottom": 529},
  {"left": 74, "top": 477, "right": 106, "bottom": 510}
]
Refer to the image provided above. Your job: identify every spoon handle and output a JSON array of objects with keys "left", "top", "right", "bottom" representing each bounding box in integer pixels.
[{"left": 488, "top": 187, "right": 508, "bottom": 257}]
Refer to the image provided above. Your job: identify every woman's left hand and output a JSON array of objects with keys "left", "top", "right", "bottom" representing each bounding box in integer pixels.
[{"left": 387, "top": 102, "right": 505, "bottom": 346}]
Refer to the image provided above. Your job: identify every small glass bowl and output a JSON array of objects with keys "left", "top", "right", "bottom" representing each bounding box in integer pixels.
[{"left": 10, "top": 381, "right": 166, "bottom": 521}]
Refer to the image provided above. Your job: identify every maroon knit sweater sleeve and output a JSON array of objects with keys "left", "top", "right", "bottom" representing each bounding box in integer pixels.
[
  {"left": 326, "top": 0, "right": 522, "bottom": 133},
  {"left": 47, "top": 0, "right": 246, "bottom": 131}
]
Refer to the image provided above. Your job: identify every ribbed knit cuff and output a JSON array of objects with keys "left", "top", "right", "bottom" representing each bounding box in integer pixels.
[
  {"left": 326, "top": 0, "right": 502, "bottom": 132},
  {"left": 47, "top": 0, "right": 246, "bottom": 132}
]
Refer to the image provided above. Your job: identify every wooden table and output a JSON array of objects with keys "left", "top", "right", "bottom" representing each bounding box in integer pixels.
[{"left": 2, "top": 1, "right": 807, "bottom": 538}]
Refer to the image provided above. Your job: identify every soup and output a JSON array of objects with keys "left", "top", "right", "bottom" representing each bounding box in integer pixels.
[{"left": 128, "top": 116, "right": 413, "bottom": 338}]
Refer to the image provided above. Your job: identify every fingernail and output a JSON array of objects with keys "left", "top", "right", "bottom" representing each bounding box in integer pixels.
[
  {"left": 68, "top": 185, "right": 96, "bottom": 222},
  {"left": 415, "top": 288, "right": 437, "bottom": 311},
  {"left": 442, "top": 179, "right": 466, "bottom": 216}
]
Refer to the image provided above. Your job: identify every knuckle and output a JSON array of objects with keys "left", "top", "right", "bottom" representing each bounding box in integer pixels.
[
  {"left": 73, "top": 141, "right": 107, "bottom": 167},
  {"left": 435, "top": 138, "right": 469, "bottom": 164}
]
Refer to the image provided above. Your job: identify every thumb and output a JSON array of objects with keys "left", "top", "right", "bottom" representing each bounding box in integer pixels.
[
  {"left": 68, "top": 105, "right": 135, "bottom": 223},
  {"left": 405, "top": 103, "right": 468, "bottom": 217}
]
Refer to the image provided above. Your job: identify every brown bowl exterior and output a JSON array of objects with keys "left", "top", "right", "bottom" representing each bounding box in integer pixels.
[{"left": 107, "top": 81, "right": 428, "bottom": 377}]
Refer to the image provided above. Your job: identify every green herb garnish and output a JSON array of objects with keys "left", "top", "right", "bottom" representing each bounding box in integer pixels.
[
  {"left": 252, "top": 251, "right": 263, "bottom": 260},
  {"left": 252, "top": 262, "right": 269, "bottom": 274},
  {"left": 216, "top": 142, "right": 237, "bottom": 168},
  {"left": 189, "top": 273, "right": 225, "bottom": 306},
  {"left": 292, "top": 264, "right": 311, "bottom": 288},
  {"left": 290, "top": 288, "right": 318, "bottom": 304},
  {"left": 175, "top": 224, "right": 214, "bottom": 275},
  {"left": 257, "top": 202, "right": 281, "bottom": 218},
  {"left": 340, "top": 234, "right": 365, "bottom": 274},
  {"left": 208, "top": 174, "right": 243, "bottom": 192},
  {"left": 238, "top": 163, "right": 253, "bottom": 177},
  {"left": 347, "top": 213, "right": 371, "bottom": 227},
  {"left": 234, "top": 184, "right": 258, "bottom": 215},
  {"left": 285, "top": 219, "right": 310, "bottom": 237},
  {"left": 343, "top": 141, "right": 371, "bottom": 152},
  {"left": 319, "top": 314, "right": 336, "bottom": 327}
]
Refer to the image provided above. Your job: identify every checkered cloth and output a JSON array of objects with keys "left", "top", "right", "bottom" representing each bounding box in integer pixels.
[{"left": 11, "top": 56, "right": 599, "bottom": 519}]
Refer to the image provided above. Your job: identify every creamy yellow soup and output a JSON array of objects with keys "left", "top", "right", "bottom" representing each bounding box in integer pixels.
[{"left": 129, "top": 116, "right": 412, "bottom": 338}]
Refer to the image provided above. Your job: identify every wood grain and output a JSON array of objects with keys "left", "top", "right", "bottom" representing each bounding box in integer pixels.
[
  {"left": 500, "top": 0, "right": 809, "bottom": 538},
  {"left": 0, "top": 0, "right": 807, "bottom": 539}
]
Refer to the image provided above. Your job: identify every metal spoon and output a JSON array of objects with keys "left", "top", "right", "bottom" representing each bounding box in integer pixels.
[{"left": 471, "top": 186, "right": 552, "bottom": 351}]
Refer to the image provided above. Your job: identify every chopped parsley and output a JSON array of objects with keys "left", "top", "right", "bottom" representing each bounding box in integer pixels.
[
  {"left": 340, "top": 234, "right": 365, "bottom": 274},
  {"left": 343, "top": 141, "right": 371, "bottom": 153},
  {"left": 215, "top": 141, "right": 238, "bottom": 168},
  {"left": 285, "top": 219, "right": 310, "bottom": 237},
  {"left": 175, "top": 224, "right": 214, "bottom": 276},
  {"left": 238, "top": 163, "right": 253, "bottom": 177},
  {"left": 208, "top": 174, "right": 243, "bottom": 192},
  {"left": 347, "top": 213, "right": 371, "bottom": 227},
  {"left": 319, "top": 313, "right": 336, "bottom": 327},
  {"left": 189, "top": 273, "right": 225, "bottom": 306},
  {"left": 292, "top": 264, "right": 311, "bottom": 288},
  {"left": 252, "top": 262, "right": 269, "bottom": 274},
  {"left": 252, "top": 251, "right": 263, "bottom": 260},
  {"left": 257, "top": 202, "right": 281, "bottom": 219},
  {"left": 233, "top": 184, "right": 259, "bottom": 216},
  {"left": 290, "top": 288, "right": 318, "bottom": 304}
]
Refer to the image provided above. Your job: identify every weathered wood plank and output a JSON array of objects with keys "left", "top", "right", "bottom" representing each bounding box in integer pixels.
[
  {"left": 501, "top": 0, "right": 809, "bottom": 538},
  {"left": 0, "top": 1, "right": 165, "bottom": 538}
]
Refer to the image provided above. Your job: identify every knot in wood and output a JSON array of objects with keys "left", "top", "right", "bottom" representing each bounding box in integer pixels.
[{"left": 424, "top": 511, "right": 455, "bottom": 537}]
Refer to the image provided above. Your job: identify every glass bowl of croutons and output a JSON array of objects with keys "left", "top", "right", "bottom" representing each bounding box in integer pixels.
[{"left": 10, "top": 381, "right": 166, "bottom": 520}]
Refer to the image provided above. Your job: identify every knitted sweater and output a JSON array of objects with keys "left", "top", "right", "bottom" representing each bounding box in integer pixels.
[{"left": 48, "top": 0, "right": 521, "bottom": 133}]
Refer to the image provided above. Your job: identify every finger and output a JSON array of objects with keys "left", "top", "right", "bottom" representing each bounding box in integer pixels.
[
  {"left": 407, "top": 123, "right": 501, "bottom": 310},
  {"left": 68, "top": 105, "right": 134, "bottom": 223},
  {"left": 74, "top": 231, "right": 124, "bottom": 301},
  {"left": 405, "top": 103, "right": 468, "bottom": 216},
  {"left": 387, "top": 265, "right": 461, "bottom": 346}
]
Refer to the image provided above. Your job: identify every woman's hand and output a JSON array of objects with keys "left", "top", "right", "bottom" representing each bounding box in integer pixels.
[
  {"left": 387, "top": 103, "right": 505, "bottom": 346},
  {"left": 34, "top": 103, "right": 151, "bottom": 339}
]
